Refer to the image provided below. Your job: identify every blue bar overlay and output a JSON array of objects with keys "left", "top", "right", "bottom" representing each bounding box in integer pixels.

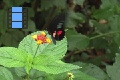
[
  {"left": 12, "top": 7, "right": 22, "bottom": 12},
  {"left": 12, "top": 13, "right": 22, "bottom": 21},
  {"left": 12, "top": 22, "right": 22, "bottom": 28},
  {"left": 8, "top": 7, "right": 28, "bottom": 29}
]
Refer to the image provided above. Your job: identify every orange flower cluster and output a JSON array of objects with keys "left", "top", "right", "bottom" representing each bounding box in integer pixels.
[{"left": 32, "top": 31, "right": 51, "bottom": 45}]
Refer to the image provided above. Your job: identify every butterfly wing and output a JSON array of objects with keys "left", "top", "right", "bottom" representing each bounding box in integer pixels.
[{"left": 47, "top": 12, "right": 66, "bottom": 44}]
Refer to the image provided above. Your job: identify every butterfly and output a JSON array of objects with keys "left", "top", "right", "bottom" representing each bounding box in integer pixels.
[{"left": 47, "top": 12, "right": 66, "bottom": 44}]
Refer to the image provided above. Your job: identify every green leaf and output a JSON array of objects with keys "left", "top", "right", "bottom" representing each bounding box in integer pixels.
[
  {"left": 75, "top": 0, "right": 84, "bottom": 6},
  {"left": 0, "top": 30, "right": 24, "bottom": 47},
  {"left": 18, "top": 31, "right": 39, "bottom": 56},
  {"left": 18, "top": 31, "right": 67, "bottom": 59},
  {"left": 32, "top": 54, "right": 59, "bottom": 65},
  {"left": 22, "top": 19, "right": 36, "bottom": 32},
  {"left": 0, "top": 67, "right": 13, "bottom": 80},
  {"left": 106, "top": 54, "right": 120, "bottom": 80},
  {"left": 29, "top": 69, "right": 46, "bottom": 80},
  {"left": 66, "top": 30, "right": 90, "bottom": 50},
  {"left": 14, "top": 68, "right": 26, "bottom": 78},
  {"left": 66, "top": 11, "right": 85, "bottom": 28},
  {"left": 92, "top": 20, "right": 110, "bottom": 33},
  {"left": 40, "top": 37, "right": 67, "bottom": 59},
  {"left": 41, "top": 0, "right": 66, "bottom": 10},
  {"left": 25, "top": 54, "right": 33, "bottom": 74},
  {"left": 43, "top": 74, "right": 55, "bottom": 80},
  {"left": 92, "top": 8, "right": 114, "bottom": 20},
  {"left": 71, "top": 70, "right": 97, "bottom": 80},
  {"left": 112, "top": 5, "right": 120, "bottom": 14},
  {"left": 93, "top": 0, "right": 120, "bottom": 20},
  {"left": 32, "top": 55, "right": 80, "bottom": 74},
  {"left": 107, "top": 40, "right": 119, "bottom": 59},
  {"left": 101, "top": 0, "right": 119, "bottom": 9},
  {"left": 108, "top": 15, "right": 120, "bottom": 31},
  {"left": 108, "top": 15, "right": 120, "bottom": 46},
  {"left": 54, "top": 70, "right": 97, "bottom": 80},
  {"left": 73, "top": 62, "right": 109, "bottom": 80},
  {"left": 0, "top": 10, "right": 7, "bottom": 34},
  {"left": 8, "top": 68, "right": 23, "bottom": 80},
  {"left": 0, "top": 75, "right": 6, "bottom": 80},
  {"left": 0, "top": 47, "right": 27, "bottom": 67},
  {"left": 90, "top": 37, "right": 108, "bottom": 49},
  {"left": 28, "top": 8, "right": 35, "bottom": 18},
  {"left": 22, "top": 8, "right": 36, "bottom": 32},
  {"left": 3, "top": 0, "right": 30, "bottom": 7}
]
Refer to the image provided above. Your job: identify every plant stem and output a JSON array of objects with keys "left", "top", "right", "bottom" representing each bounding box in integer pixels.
[
  {"left": 26, "top": 74, "right": 30, "bottom": 80},
  {"left": 69, "top": 77, "right": 73, "bottom": 80},
  {"left": 27, "top": 45, "right": 39, "bottom": 80},
  {"left": 90, "top": 31, "right": 120, "bottom": 40}
]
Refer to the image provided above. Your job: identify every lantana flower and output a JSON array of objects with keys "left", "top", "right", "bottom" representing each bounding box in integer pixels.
[{"left": 31, "top": 31, "right": 51, "bottom": 45}]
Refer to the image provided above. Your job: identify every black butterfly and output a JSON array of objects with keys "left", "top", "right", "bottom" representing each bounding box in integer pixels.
[{"left": 47, "top": 12, "right": 66, "bottom": 44}]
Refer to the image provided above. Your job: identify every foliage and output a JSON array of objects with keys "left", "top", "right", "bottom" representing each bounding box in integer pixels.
[
  {"left": 0, "top": 31, "right": 89, "bottom": 80},
  {"left": 0, "top": 0, "right": 120, "bottom": 80},
  {"left": 106, "top": 54, "right": 120, "bottom": 80}
]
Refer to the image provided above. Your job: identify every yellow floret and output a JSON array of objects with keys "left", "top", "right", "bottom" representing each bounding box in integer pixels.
[
  {"left": 36, "top": 40, "right": 43, "bottom": 45},
  {"left": 41, "top": 31, "right": 46, "bottom": 36},
  {"left": 67, "top": 72, "right": 74, "bottom": 78},
  {"left": 46, "top": 38, "right": 51, "bottom": 43},
  {"left": 32, "top": 35, "right": 37, "bottom": 39}
]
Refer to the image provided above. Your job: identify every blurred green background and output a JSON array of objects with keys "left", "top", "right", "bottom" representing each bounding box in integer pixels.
[{"left": 1, "top": 0, "right": 120, "bottom": 80}]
